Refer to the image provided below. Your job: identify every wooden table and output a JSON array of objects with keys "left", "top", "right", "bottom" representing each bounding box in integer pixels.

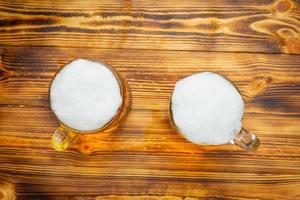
[{"left": 1, "top": 0, "right": 300, "bottom": 199}]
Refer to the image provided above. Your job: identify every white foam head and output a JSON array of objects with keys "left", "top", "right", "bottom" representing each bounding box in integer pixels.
[
  {"left": 171, "top": 72, "right": 244, "bottom": 145},
  {"left": 50, "top": 59, "right": 122, "bottom": 132}
]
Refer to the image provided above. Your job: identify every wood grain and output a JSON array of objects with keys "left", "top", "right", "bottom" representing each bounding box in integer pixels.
[
  {"left": 1, "top": 0, "right": 300, "bottom": 199},
  {"left": 0, "top": 0, "right": 300, "bottom": 54},
  {"left": 1, "top": 46, "right": 300, "bottom": 199}
]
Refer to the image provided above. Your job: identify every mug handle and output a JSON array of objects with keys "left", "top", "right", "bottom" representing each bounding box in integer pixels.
[
  {"left": 233, "top": 128, "right": 260, "bottom": 150},
  {"left": 52, "top": 126, "right": 79, "bottom": 151}
]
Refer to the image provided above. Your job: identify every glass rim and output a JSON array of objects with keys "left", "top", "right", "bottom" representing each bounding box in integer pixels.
[
  {"left": 169, "top": 71, "right": 244, "bottom": 145},
  {"left": 48, "top": 58, "right": 126, "bottom": 134}
]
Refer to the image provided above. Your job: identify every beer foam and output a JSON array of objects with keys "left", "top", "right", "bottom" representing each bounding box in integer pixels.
[
  {"left": 171, "top": 72, "right": 244, "bottom": 145},
  {"left": 50, "top": 59, "right": 122, "bottom": 132}
]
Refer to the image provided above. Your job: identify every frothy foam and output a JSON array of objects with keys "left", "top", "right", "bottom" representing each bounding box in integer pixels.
[
  {"left": 171, "top": 72, "right": 244, "bottom": 145},
  {"left": 50, "top": 59, "right": 122, "bottom": 132}
]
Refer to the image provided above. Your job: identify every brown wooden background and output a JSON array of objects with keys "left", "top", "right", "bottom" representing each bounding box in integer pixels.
[{"left": 1, "top": 0, "right": 300, "bottom": 199}]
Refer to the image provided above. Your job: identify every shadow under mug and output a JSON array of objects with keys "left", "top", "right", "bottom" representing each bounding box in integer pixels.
[
  {"left": 169, "top": 73, "right": 260, "bottom": 150},
  {"left": 49, "top": 60, "right": 130, "bottom": 151}
]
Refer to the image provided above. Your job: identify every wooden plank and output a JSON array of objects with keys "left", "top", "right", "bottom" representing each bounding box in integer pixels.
[
  {"left": 0, "top": 46, "right": 300, "bottom": 199},
  {"left": 0, "top": 0, "right": 300, "bottom": 54}
]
